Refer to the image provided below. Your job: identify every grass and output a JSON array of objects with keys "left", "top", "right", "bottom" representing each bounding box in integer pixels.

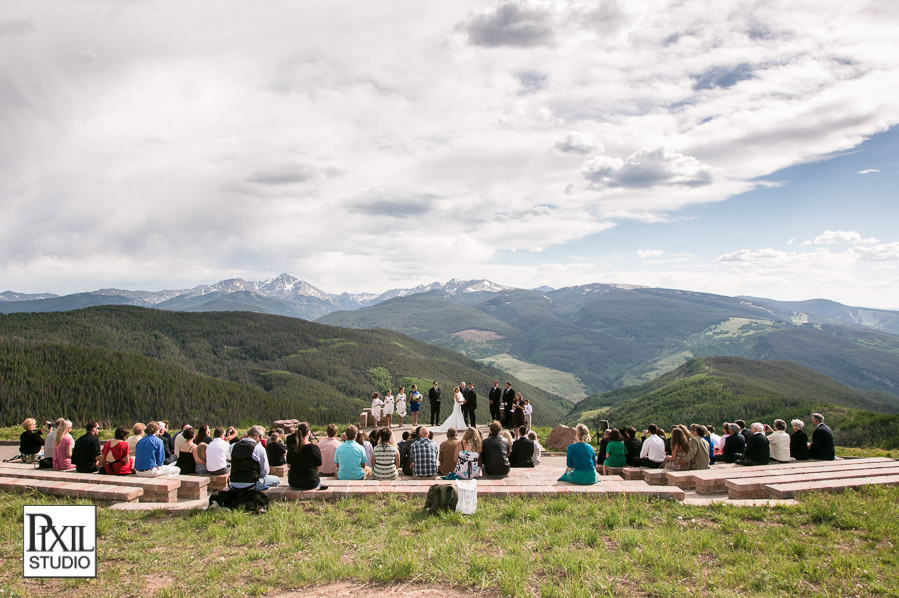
[
  {"left": 836, "top": 446, "right": 896, "bottom": 459},
  {"left": 1, "top": 488, "right": 897, "bottom": 597},
  {"left": 478, "top": 353, "right": 588, "bottom": 402}
]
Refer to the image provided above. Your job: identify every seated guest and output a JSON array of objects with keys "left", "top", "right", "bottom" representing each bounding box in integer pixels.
[
  {"left": 664, "top": 428, "right": 691, "bottom": 470},
  {"left": 126, "top": 423, "right": 146, "bottom": 465},
  {"left": 510, "top": 425, "right": 535, "bottom": 468},
  {"left": 72, "top": 421, "right": 102, "bottom": 473},
  {"left": 52, "top": 419, "right": 75, "bottom": 471},
  {"left": 172, "top": 424, "right": 192, "bottom": 457},
  {"left": 718, "top": 422, "right": 731, "bottom": 453},
  {"left": 356, "top": 430, "right": 374, "bottom": 468},
  {"left": 603, "top": 429, "right": 627, "bottom": 474},
  {"left": 687, "top": 425, "right": 711, "bottom": 470},
  {"left": 317, "top": 424, "right": 341, "bottom": 476},
  {"left": 528, "top": 431, "right": 543, "bottom": 466},
  {"left": 481, "top": 421, "right": 511, "bottom": 478},
  {"left": 287, "top": 422, "right": 327, "bottom": 490},
  {"left": 596, "top": 429, "right": 610, "bottom": 468},
  {"left": 266, "top": 431, "right": 287, "bottom": 467},
  {"left": 558, "top": 424, "right": 597, "bottom": 485},
  {"left": 623, "top": 427, "right": 642, "bottom": 466},
  {"left": 205, "top": 427, "right": 235, "bottom": 476},
  {"left": 397, "top": 431, "right": 410, "bottom": 453},
  {"left": 134, "top": 422, "right": 181, "bottom": 477},
  {"left": 410, "top": 426, "right": 439, "bottom": 478},
  {"left": 195, "top": 440, "right": 209, "bottom": 474},
  {"left": 372, "top": 428, "right": 400, "bottom": 480},
  {"left": 400, "top": 426, "right": 421, "bottom": 476},
  {"left": 658, "top": 428, "right": 670, "bottom": 455},
  {"left": 438, "top": 428, "right": 460, "bottom": 476},
  {"left": 452, "top": 427, "right": 483, "bottom": 479},
  {"left": 18, "top": 418, "right": 44, "bottom": 464},
  {"left": 736, "top": 422, "right": 771, "bottom": 466},
  {"left": 808, "top": 413, "right": 835, "bottom": 460},
  {"left": 707, "top": 425, "right": 721, "bottom": 453},
  {"left": 334, "top": 425, "right": 369, "bottom": 480},
  {"left": 790, "top": 419, "right": 810, "bottom": 461},
  {"left": 719, "top": 423, "right": 746, "bottom": 463},
  {"left": 101, "top": 427, "right": 133, "bottom": 475},
  {"left": 635, "top": 424, "right": 666, "bottom": 468},
  {"left": 159, "top": 421, "right": 176, "bottom": 464},
  {"left": 767, "top": 419, "right": 791, "bottom": 463},
  {"left": 229, "top": 426, "right": 280, "bottom": 490},
  {"left": 736, "top": 419, "right": 751, "bottom": 443},
  {"left": 175, "top": 428, "right": 198, "bottom": 474},
  {"left": 195, "top": 425, "right": 212, "bottom": 445}
]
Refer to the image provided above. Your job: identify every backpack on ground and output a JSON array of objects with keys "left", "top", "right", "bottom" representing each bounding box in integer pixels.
[{"left": 424, "top": 484, "right": 457, "bottom": 514}]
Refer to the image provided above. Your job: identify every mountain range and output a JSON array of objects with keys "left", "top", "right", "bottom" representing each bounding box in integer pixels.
[{"left": 5, "top": 275, "right": 899, "bottom": 405}]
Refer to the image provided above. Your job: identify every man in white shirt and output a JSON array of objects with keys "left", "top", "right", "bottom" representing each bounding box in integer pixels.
[
  {"left": 205, "top": 426, "right": 237, "bottom": 476},
  {"left": 707, "top": 425, "right": 722, "bottom": 451},
  {"left": 635, "top": 424, "right": 666, "bottom": 468}
]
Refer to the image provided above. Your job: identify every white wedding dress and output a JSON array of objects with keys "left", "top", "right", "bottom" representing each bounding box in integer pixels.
[{"left": 433, "top": 391, "right": 467, "bottom": 432}]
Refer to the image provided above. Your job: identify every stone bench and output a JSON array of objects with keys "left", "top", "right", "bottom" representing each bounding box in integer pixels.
[
  {"left": 270, "top": 465, "right": 288, "bottom": 477},
  {"left": 766, "top": 474, "right": 899, "bottom": 499},
  {"left": 172, "top": 475, "right": 210, "bottom": 499},
  {"left": 598, "top": 466, "right": 625, "bottom": 476},
  {"left": 666, "top": 457, "right": 895, "bottom": 492},
  {"left": 643, "top": 469, "right": 671, "bottom": 485},
  {"left": 726, "top": 464, "right": 899, "bottom": 499},
  {"left": 0, "top": 477, "right": 142, "bottom": 503},
  {"left": 0, "top": 467, "right": 180, "bottom": 503},
  {"left": 620, "top": 467, "right": 647, "bottom": 480},
  {"left": 207, "top": 475, "right": 229, "bottom": 491}
]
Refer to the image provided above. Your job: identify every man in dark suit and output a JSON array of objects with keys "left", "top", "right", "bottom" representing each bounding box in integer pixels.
[
  {"left": 488, "top": 380, "right": 502, "bottom": 422},
  {"left": 623, "top": 427, "right": 642, "bottom": 466},
  {"left": 720, "top": 423, "right": 746, "bottom": 463},
  {"left": 463, "top": 382, "right": 477, "bottom": 427},
  {"left": 428, "top": 381, "right": 441, "bottom": 426},
  {"left": 736, "top": 419, "right": 752, "bottom": 444},
  {"left": 510, "top": 425, "right": 535, "bottom": 468},
  {"left": 501, "top": 381, "right": 515, "bottom": 428},
  {"left": 736, "top": 422, "right": 770, "bottom": 466},
  {"left": 808, "top": 413, "right": 835, "bottom": 460}
]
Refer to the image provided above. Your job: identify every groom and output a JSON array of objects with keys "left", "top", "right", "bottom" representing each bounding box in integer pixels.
[
  {"left": 463, "top": 382, "right": 477, "bottom": 428},
  {"left": 428, "top": 381, "right": 441, "bottom": 426}
]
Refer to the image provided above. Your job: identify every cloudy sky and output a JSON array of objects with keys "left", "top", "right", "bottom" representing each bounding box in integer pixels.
[{"left": 1, "top": 0, "right": 898, "bottom": 308}]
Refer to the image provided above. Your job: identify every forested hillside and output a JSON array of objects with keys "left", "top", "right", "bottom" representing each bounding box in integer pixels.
[
  {"left": 567, "top": 357, "right": 899, "bottom": 448},
  {"left": 0, "top": 307, "right": 571, "bottom": 427}
]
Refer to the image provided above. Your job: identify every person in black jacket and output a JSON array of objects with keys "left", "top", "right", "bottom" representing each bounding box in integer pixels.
[
  {"left": 790, "top": 419, "right": 810, "bottom": 460},
  {"left": 72, "top": 422, "right": 102, "bottom": 473},
  {"left": 720, "top": 423, "right": 746, "bottom": 463},
  {"left": 735, "top": 419, "right": 752, "bottom": 443},
  {"left": 428, "top": 382, "right": 441, "bottom": 426},
  {"left": 488, "top": 380, "right": 502, "bottom": 422},
  {"left": 808, "top": 413, "right": 835, "bottom": 460},
  {"left": 510, "top": 426, "right": 535, "bottom": 468},
  {"left": 623, "top": 427, "right": 642, "bottom": 466},
  {"left": 736, "top": 423, "right": 770, "bottom": 466},
  {"left": 481, "top": 421, "right": 510, "bottom": 477},
  {"left": 596, "top": 429, "right": 610, "bottom": 467},
  {"left": 15, "top": 419, "right": 45, "bottom": 464},
  {"left": 463, "top": 382, "right": 478, "bottom": 428},
  {"left": 501, "top": 382, "right": 516, "bottom": 428}
]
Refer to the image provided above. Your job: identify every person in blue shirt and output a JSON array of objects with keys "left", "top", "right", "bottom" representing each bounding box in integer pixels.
[
  {"left": 229, "top": 426, "right": 280, "bottom": 491},
  {"left": 558, "top": 424, "right": 598, "bottom": 485},
  {"left": 134, "top": 421, "right": 181, "bottom": 477},
  {"left": 334, "top": 425, "right": 369, "bottom": 480}
]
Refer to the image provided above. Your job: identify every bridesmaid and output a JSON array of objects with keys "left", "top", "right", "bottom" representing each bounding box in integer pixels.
[
  {"left": 370, "top": 392, "right": 383, "bottom": 428},
  {"left": 395, "top": 386, "right": 407, "bottom": 427},
  {"left": 383, "top": 389, "right": 395, "bottom": 428}
]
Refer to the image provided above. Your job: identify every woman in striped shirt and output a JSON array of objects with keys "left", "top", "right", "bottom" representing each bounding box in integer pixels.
[{"left": 372, "top": 428, "right": 400, "bottom": 480}]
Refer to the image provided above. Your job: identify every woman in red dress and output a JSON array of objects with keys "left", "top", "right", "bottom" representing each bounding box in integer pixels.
[{"left": 102, "top": 427, "right": 133, "bottom": 475}]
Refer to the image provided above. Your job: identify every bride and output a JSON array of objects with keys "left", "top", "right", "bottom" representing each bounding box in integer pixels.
[{"left": 433, "top": 386, "right": 467, "bottom": 432}]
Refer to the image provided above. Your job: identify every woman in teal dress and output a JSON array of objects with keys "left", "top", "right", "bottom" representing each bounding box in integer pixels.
[{"left": 558, "top": 424, "right": 598, "bottom": 485}]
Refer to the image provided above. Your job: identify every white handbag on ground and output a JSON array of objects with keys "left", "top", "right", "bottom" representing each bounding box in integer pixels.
[{"left": 455, "top": 479, "right": 477, "bottom": 514}]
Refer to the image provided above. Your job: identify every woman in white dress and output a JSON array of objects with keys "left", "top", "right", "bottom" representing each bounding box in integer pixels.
[
  {"left": 434, "top": 386, "right": 467, "bottom": 432},
  {"left": 395, "top": 387, "right": 407, "bottom": 427},
  {"left": 370, "top": 392, "right": 383, "bottom": 427},
  {"left": 383, "top": 389, "right": 395, "bottom": 428}
]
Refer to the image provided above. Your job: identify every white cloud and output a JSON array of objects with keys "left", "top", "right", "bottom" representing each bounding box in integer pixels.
[
  {"left": 637, "top": 249, "right": 663, "bottom": 259},
  {"left": 800, "top": 230, "right": 880, "bottom": 245},
  {"left": 0, "top": 0, "right": 898, "bottom": 300},
  {"left": 857, "top": 169, "right": 880, "bottom": 174}
]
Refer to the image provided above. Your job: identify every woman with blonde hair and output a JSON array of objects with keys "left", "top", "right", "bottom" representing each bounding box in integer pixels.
[
  {"left": 452, "top": 426, "right": 483, "bottom": 479},
  {"left": 557, "top": 424, "right": 597, "bottom": 485},
  {"left": 53, "top": 419, "right": 75, "bottom": 471},
  {"left": 17, "top": 418, "right": 45, "bottom": 464}
]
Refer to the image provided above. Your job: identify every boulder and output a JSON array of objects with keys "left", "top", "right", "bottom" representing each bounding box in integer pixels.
[
  {"left": 546, "top": 425, "right": 577, "bottom": 452},
  {"left": 271, "top": 419, "right": 300, "bottom": 435}
]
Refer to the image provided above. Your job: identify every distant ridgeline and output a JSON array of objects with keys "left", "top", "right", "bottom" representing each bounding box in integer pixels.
[
  {"left": 0, "top": 306, "right": 572, "bottom": 428},
  {"left": 567, "top": 357, "right": 899, "bottom": 449}
]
